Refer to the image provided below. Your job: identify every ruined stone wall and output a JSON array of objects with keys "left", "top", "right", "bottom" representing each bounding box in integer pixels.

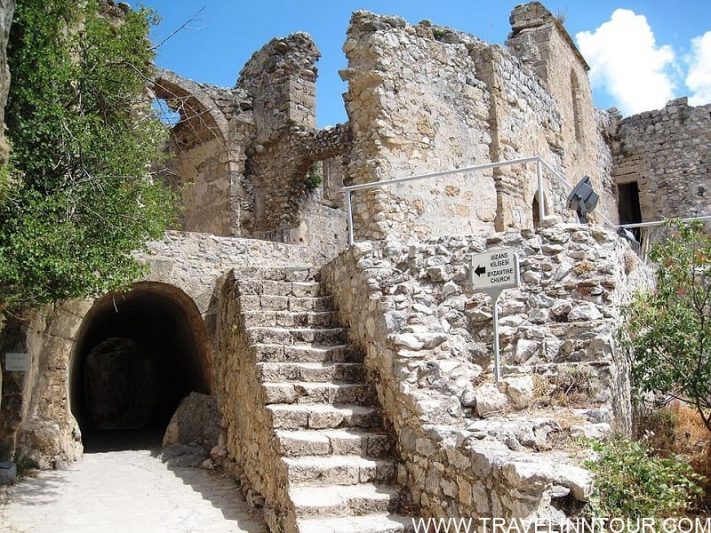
[
  {"left": 0, "top": 0, "right": 14, "bottom": 165},
  {"left": 342, "top": 13, "right": 497, "bottom": 241},
  {"left": 278, "top": 192, "right": 347, "bottom": 251},
  {"left": 470, "top": 42, "right": 570, "bottom": 230},
  {"left": 244, "top": 123, "right": 350, "bottom": 238},
  {"left": 153, "top": 70, "right": 253, "bottom": 236},
  {"left": 611, "top": 98, "right": 711, "bottom": 224},
  {"left": 323, "top": 223, "right": 651, "bottom": 520},
  {"left": 238, "top": 33, "right": 318, "bottom": 235},
  {"left": 214, "top": 271, "right": 293, "bottom": 527},
  {"left": 321, "top": 156, "right": 345, "bottom": 207},
  {"left": 507, "top": 2, "right": 617, "bottom": 224},
  {"left": 238, "top": 32, "right": 318, "bottom": 141},
  {"left": 342, "top": 8, "right": 619, "bottom": 243}
]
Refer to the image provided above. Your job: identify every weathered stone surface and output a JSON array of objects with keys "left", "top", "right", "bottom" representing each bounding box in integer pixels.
[
  {"left": 475, "top": 384, "right": 509, "bottom": 417},
  {"left": 0, "top": 460, "right": 16, "bottom": 485},
  {"left": 0, "top": 0, "right": 14, "bottom": 165},
  {"left": 3, "top": 2, "right": 704, "bottom": 530},
  {"left": 502, "top": 376, "right": 535, "bottom": 409},
  {"left": 162, "top": 392, "right": 220, "bottom": 449},
  {"left": 84, "top": 338, "right": 157, "bottom": 431},
  {"left": 611, "top": 98, "right": 711, "bottom": 232},
  {"left": 214, "top": 267, "right": 409, "bottom": 532},
  {"left": 322, "top": 223, "right": 652, "bottom": 522}
]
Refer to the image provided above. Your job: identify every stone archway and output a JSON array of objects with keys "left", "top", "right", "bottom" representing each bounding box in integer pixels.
[
  {"left": 152, "top": 70, "right": 239, "bottom": 236},
  {"left": 69, "top": 282, "right": 211, "bottom": 450}
]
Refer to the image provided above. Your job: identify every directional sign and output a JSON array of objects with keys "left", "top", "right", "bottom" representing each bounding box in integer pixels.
[
  {"left": 469, "top": 248, "right": 520, "bottom": 384},
  {"left": 470, "top": 248, "right": 520, "bottom": 293}
]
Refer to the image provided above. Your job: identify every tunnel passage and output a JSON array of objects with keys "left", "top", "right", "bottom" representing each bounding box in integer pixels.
[{"left": 70, "top": 283, "right": 211, "bottom": 451}]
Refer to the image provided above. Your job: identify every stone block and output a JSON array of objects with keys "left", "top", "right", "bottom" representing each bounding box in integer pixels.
[{"left": 0, "top": 461, "right": 16, "bottom": 485}]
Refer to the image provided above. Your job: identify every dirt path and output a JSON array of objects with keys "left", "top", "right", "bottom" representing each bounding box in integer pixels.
[{"left": 0, "top": 450, "right": 266, "bottom": 533}]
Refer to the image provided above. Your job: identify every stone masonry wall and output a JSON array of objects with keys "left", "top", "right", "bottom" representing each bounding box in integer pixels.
[
  {"left": 470, "top": 42, "right": 570, "bottom": 230},
  {"left": 507, "top": 3, "right": 618, "bottom": 224},
  {"left": 611, "top": 97, "right": 711, "bottom": 224},
  {"left": 0, "top": 0, "right": 13, "bottom": 165},
  {"left": 342, "top": 13, "right": 497, "bottom": 241},
  {"left": 214, "top": 271, "right": 294, "bottom": 529},
  {"left": 237, "top": 35, "right": 351, "bottom": 239},
  {"left": 323, "top": 223, "right": 651, "bottom": 520},
  {"left": 342, "top": 8, "right": 619, "bottom": 243},
  {"left": 245, "top": 123, "right": 351, "bottom": 238},
  {"left": 153, "top": 70, "right": 254, "bottom": 236},
  {"left": 238, "top": 32, "right": 318, "bottom": 142}
]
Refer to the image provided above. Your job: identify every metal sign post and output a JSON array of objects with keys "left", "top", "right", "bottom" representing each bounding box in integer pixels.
[{"left": 470, "top": 249, "right": 521, "bottom": 383}]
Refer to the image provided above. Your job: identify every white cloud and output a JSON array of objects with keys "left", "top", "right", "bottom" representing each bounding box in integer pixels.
[
  {"left": 576, "top": 9, "right": 675, "bottom": 115},
  {"left": 686, "top": 31, "right": 711, "bottom": 106}
]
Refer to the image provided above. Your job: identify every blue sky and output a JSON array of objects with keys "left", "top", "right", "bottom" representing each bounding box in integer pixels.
[{"left": 143, "top": 1, "right": 711, "bottom": 127}]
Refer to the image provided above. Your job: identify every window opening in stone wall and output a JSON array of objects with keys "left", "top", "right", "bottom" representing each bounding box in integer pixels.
[
  {"left": 618, "top": 181, "right": 642, "bottom": 241},
  {"left": 571, "top": 71, "right": 584, "bottom": 143},
  {"left": 152, "top": 97, "right": 181, "bottom": 128}
]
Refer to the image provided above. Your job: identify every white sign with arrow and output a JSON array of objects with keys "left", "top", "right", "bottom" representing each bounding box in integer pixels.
[
  {"left": 470, "top": 248, "right": 520, "bottom": 383},
  {"left": 470, "top": 248, "right": 520, "bottom": 293}
]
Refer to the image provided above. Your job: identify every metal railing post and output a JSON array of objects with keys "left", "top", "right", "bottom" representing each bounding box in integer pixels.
[
  {"left": 345, "top": 191, "right": 354, "bottom": 246},
  {"left": 536, "top": 158, "right": 545, "bottom": 222}
]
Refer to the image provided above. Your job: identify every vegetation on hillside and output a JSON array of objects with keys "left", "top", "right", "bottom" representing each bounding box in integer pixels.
[
  {"left": 624, "top": 220, "right": 711, "bottom": 434},
  {"left": 0, "top": 0, "right": 174, "bottom": 315},
  {"left": 605, "top": 220, "right": 711, "bottom": 517},
  {"left": 585, "top": 436, "right": 703, "bottom": 519}
]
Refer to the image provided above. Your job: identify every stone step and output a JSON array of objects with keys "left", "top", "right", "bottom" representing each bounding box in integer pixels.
[
  {"left": 290, "top": 484, "right": 400, "bottom": 519},
  {"left": 277, "top": 429, "right": 392, "bottom": 458},
  {"left": 284, "top": 455, "right": 396, "bottom": 486},
  {"left": 263, "top": 382, "right": 372, "bottom": 405},
  {"left": 239, "top": 295, "right": 334, "bottom": 312},
  {"left": 244, "top": 311, "right": 337, "bottom": 328},
  {"left": 239, "top": 280, "right": 323, "bottom": 298},
  {"left": 254, "top": 344, "right": 362, "bottom": 364},
  {"left": 247, "top": 327, "right": 347, "bottom": 346},
  {"left": 234, "top": 266, "right": 318, "bottom": 282},
  {"left": 296, "top": 514, "right": 413, "bottom": 533},
  {"left": 267, "top": 404, "right": 382, "bottom": 430},
  {"left": 259, "top": 362, "right": 365, "bottom": 383}
]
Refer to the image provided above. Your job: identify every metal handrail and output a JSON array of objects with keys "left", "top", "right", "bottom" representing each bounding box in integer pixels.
[
  {"left": 338, "top": 155, "right": 710, "bottom": 245},
  {"left": 340, "top": 156, "right": 548, "bottom": 245},
  {"left": 617, "top": 214, "right": 711, "bottom": 230}
]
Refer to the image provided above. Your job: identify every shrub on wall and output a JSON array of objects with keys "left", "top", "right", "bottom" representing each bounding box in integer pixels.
[{"left": 0, "top": 0, "right": 174, "bottom": 313}]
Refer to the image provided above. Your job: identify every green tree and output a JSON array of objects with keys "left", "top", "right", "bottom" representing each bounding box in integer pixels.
[
  {"left": 0, "top": 0, "right": 174, "bottom": 314},
  {"left": 625, "top": 221, "right": 711, "bottom": 433}
]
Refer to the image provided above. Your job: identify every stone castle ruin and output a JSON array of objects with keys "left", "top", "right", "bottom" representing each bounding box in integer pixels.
[{"left": 1, "top": 2, "right": 709, "bottom": 531}]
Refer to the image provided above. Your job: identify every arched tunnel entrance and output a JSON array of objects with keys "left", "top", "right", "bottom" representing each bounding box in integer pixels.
[{"left": 70, "top": 283, "right": 211, "bottom": 452}]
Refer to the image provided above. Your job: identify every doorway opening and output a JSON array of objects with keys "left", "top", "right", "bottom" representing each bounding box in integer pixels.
[
  {"left": 618, "top": 181, "right": 642, "bottom": 241},
  {"left": 70, "top": 283, "right": 210, "bottom": 452}
]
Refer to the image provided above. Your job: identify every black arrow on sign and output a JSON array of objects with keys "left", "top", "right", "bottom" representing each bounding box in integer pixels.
[{"left": 474, "top": 265, "right": 486, "bottom": 277}]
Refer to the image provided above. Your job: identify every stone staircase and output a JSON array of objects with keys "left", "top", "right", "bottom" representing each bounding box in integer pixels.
[{"left": 235, "top": 267, "right": 413, "bottom": 533}]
